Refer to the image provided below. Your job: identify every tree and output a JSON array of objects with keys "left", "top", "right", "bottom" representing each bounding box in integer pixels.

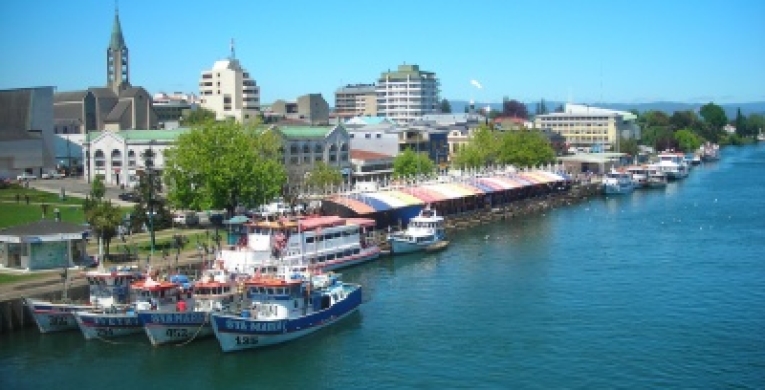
[
  {"left": 83, "top": 176, "right": 122, "bottom": 260},
  {"left": 746, "top": 113, "right": 765, "bottom": 137},
  {"left": 699, "top": 102, "right": 728, "bottom": 132},
  {"left": 641, "top": 126, "right": 677, "bottom": 151},
  {"left": 495, "top": 131, "right": 556, "bottom": 167},
  {"left": 642, "top": 110, "right": 671, "bottom": 128},
  {"left": 163, "top": 120, "right": 286, "bottom": 215},
  {"left": 674, "top": 129, "right": 703, "bottom": 152},
  {"left": 392, "top": 148, "right": 435, "bottom": 178},
  {"left": 734, "top": 108, "right": 747, "bottom": 137},
  {"left": 502, "top": 98, "right": 529, "bottom": 119},
  {"left": 180, "top": 108, "right": 216, "bottom": 126},
  {"left": 670, "top": 110, "right": 700, "bottom": 131},
  {"left": 439, "top": 99, "right": 452, "bottom": 113},
  {"left": 305, "top": 162, "right": 343, "bottom": 195},
  {"left": 618, "top": 137, "right": 639, "bottom": 157}
]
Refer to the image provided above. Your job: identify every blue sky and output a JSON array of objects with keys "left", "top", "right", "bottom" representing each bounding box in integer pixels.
[{"left": 1, "top": 0, "right": 763, "bottom": 105}]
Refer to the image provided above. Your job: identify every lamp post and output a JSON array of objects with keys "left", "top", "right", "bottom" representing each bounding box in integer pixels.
[{"left": 146, "top": 140, "right": 157, "bottom": 262}]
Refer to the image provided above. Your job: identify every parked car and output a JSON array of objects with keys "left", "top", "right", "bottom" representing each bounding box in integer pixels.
[
  {"left": 16, "top": 172, "right": 37, "bottom": 181},
  {"left": 41, "top": 170, "right": 65, "bottom": 179},
  {"left": 118, "top": 192, "right": 140, "bottom": 202},
  {"left": 173, "top": 212, "right": 199, "bottom": 227}
]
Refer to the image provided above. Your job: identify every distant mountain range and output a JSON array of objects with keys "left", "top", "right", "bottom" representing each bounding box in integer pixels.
[{"left": 447, "top": 100, "right": 765, "bottom": 118}]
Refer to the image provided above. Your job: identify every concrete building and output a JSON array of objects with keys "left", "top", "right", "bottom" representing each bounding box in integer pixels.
[
  {"left": 0, "top": 87, "right": 56, "bottom": 178},
  {"left": 534, "top": 103, "right": 640, "bottom": 150},
  {"left": 349, "top": 150, "right": 394, "bottom": 183},
  {"left": 153, "top": 92, "right": 199, "bottom": 127},
  {"left": 345, "top": 117, "right": 400, "bottom": 158},
  {"left": 198, "top": 41, "right": 260, "bottom": 122},
  {"left": 376, "top": 64, "right": 440, "bottom": 124},
  {"left": 334, "top": 84, "right": 377, "bottom": 119},
  {"left": 274, "top": 125, "right": 351, "bottom": 183},
  {"left": 270, "top": 94, "right": 330, "bottom": 125},
  {"left": 54, "top": 10, "right": 158, "bottom": 132}
]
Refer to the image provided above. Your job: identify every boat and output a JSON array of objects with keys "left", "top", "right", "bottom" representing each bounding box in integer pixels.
[
  {"left": 140, "top": 263, "right": 238, "bottom": 346},
  {"left": 655, "top": 152, "right": 689, "bottom": 180},
  {"left": 219, "top": 215, "right": 381, "bottom": 275},
  {"left": 387, "top": 206, "right": 447, "bottom": 255},
  {"left": 645, "top": 166, "right": 668, "bottom": 189},
  {"left": 700, "top": 143, "right": 720, "bottom": 162},
  {"left": 73, "top": 274, "right": 194, "bottom": 340},
  {"left": 602, "top": 169, "right": 635, "bottom": 195},
  {"left": 209, "top": 271, "right": 362, "bottom": 352},
  {"left": 24, "top": 266, "right": 142, "bottom": 333},
  {"left": 626, "top": 165, "right": 649, "bottom": 189}
]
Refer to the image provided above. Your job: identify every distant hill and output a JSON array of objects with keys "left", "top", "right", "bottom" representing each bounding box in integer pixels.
[{"left": 447, "top": 100, "right": 765, "bottom": 119}]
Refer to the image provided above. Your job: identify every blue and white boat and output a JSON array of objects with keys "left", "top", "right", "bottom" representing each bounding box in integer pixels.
[
  {"left": 602, "top": 169, "right": 635, "bottom": 195},
  {"left": 387, "top": 206, "right": 446, "bottom": 254},
  {"left": 73, "top": 274, "right": 193, "bottom": 340},
  {"left": 24, "top": 267, "right": 141, "bottom": 333},
  {"left": 656, "top": 152, "right": 690, "bottom": 180},
  {"left": 210, "top": 272, "right": 361, "bottom": 353},
  {"left": 141, "top": 266, "right": 237, "bottom": 346}
]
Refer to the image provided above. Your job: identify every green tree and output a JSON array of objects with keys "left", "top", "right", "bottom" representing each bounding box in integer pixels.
[
  {"left": 305, "top": 162, "right": 343, "bottom": 194},
  {"left": 451, "top": 124, "right": 499, "bottom": 168},
  {"left": 641, "top": 126, "right": 677, "bottom": 151},
  {"left": 746, "top": 113, "right": 765, "bottom": 137},
  {"left": 180, "top": 108, "right": 216, "bottom": 126},
  {"left": 618, "top": 137, "right": 639, "bottom": 157},
  {"left": 495, "top": 131, "right": 556, "bottom": 167},
  {"left": 439, "top": 99, "right": 452, "bottom": 113},
  {"left": 734, "top": 108, "right": 747, "bottom": 137},
  {"left": 83, "top": 176, "right": 122, "bottom": 260},
  {"left": 451, "top": 143, "right": 486, "bottom": 169},
  {"left": 163, "top": 120, "right": 286, "bottom": 215},
  {"left": 642, "top": 110, "right": 671, "bottom": 128},
  {"left": 670, "top": 110, "right": 701, "bottom": 131},
  {"left": 699, "top": 102, "right": 728, "bottom": 131},
  {"left": 393, "top": 148, "right": 435, "bottom": 178},
  {"left": 674, "top": 129, "right": 703, "bottom": 152}
]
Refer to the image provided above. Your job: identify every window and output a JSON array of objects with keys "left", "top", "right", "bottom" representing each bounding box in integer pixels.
[
  {"left": 290, "top": 144, "right": 298, "bottom": 154},
  {"left": 94, "top": 150, "right": 105, "bottom": 167},
  {"left": 365, "top": 134, "right": 371, "bottom": 139},
  {"left": 303, "top": 144, "right": 310, "bottom": 154}
]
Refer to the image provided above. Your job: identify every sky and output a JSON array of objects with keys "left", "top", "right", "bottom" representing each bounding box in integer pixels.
[{"left": 1, "top": 0, "right": 764, "bottom": 105}]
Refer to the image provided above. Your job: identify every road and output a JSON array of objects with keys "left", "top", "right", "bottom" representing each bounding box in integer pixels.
[{"left": 26, "top": 176, "right": 136, "bottom": 206}]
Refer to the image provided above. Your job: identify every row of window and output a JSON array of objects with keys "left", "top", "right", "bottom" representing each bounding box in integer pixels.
[
  {"left": 288, "top": 143, "right": 347, "bottom": 154},
  {"left": 308, "top": 248, "right": 362, "bottom": 263},
  {"left": 289, "top": 154, "right": 349, "bottom": 164}
]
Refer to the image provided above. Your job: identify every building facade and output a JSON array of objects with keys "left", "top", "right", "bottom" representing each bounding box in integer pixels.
[
  {"left": 270, "top": 94, "right": 330, "bottom": 125},
  {"left": 0, "top": 87, "right": 56, "bottom": 178},
  {"left": 199, "top": 44, "right": 260, "bottom": 122},
  {"left": 274, "top": 125, "right": 352, "bottom": 185},
  {"left": 334, "top": 84, "right": 377, "bottom": 119},
  {"left": 534, "top": 103, "right": 640, "bottom": 150},
  {"left": 0, "top": 220, "right": 88, "bottom": 270},
  {"left": 376, "top": 64, "right": 440, "bottom": 125}
]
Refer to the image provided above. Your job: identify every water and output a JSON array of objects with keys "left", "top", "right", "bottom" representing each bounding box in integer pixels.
[{"left": 3, "top": 145, "right": 765, "bottom": 389}]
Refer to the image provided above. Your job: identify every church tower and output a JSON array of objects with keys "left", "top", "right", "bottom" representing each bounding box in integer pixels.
[{"left": 106, "top": 8, "right": 130, "bottom": 93}]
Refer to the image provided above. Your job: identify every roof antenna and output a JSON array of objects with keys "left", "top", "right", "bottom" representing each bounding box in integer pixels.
[{"left": 230, "top": 38, "right": 235, "bottom": 59}]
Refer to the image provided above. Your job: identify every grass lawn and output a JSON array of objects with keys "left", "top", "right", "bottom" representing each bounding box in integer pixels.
[{"left": 0, "top": 272, "right": 52, "bottom": 284}]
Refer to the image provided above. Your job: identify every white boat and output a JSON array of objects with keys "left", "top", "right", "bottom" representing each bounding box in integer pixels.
[
  {"left": 24, "top": 267, "right": 142, "bottom": 333},
  {"left": 645, "top": 166, "right": 668, "bottom": 188},
  {"left": 700, "top": 143, "right": 720, "bottom": 162},
  {"left": 387, "top": 206, "right": 446, "bottom": 255},
  {"left": 210, "top": 271, "right": 362, "bottom": 352},
  {"left": 73, "top": 274, "right": 194, "bottom": 340},
  {"left": 655, "top": 152, "right": 689, "bottom": 180},
  {"left": 140, "top": 264, "right": 237, "bottom": 346},
  {"left": 602, "top": 169, "right": 635, "bottom": 195},
  {"left": 626, "top": 166, "right": 649, "bottom": 189},
  {"left": 219, "top": 215, "right": 381, "bottom": 275}
]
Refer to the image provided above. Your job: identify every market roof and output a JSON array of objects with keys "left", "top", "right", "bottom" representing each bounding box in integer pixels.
[{"left": 0, "top": 220, "right": 86, "bottom": 236}]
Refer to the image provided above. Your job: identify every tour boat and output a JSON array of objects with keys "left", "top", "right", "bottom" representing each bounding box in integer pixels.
[
  {"left": 655, "top": 152, "right": 689, "bottom": 180},
  {"left": 602, "top": 169, "right": 635, "bottom": 195},
  {"left": 387, "top": 206, "right": 446, "bottom": 255},
  {"left": 626, "top": 165, "right": 649, "bottom": 189},
  {"left": 73, "top": 274, "right": 193, "bottom": 340},
  {"left": 210, "top": 271, "right": 362, "bottom": 352},
  {"left": 24, "top": 267, "right": 142, "bottom": 333},
  {"left": 645, "top": 166, "right": 668, "bottom": 189},
  {"left": 219, "top": 215, "right": 381, "bottom": 275},
  {"left": 140, "top": 263, "right": 238, "bottom": 346}
]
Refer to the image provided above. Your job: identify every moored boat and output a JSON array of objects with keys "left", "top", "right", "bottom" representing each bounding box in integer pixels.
[
  {"left": 73, "top": 274, "right": 194, "bottom": 340},
  {"left": 655, "top": 152, "right": 689, "bottom": 180},
  {"left": 24, "top": 267, "right": 142, "bottom": 333},
  {"left": 626, "top": 165, "right": 649, "bottom": 189},
  {"left": 645, "top": 166, "right": 668, "bottom": 188},
  {"left": 387, "top": 206, "right": 446, "bottom": 255},
  {"left": 210, "top": 271, "right": 362, "bottom": 352},
  {"left": 140, "top": 264, "right": 237, "bottom": 346},
  {"left": 602, "top": 169, "right": 635, "bottom": 195}
]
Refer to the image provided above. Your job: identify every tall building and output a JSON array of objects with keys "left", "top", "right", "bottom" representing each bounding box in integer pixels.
[
  {"left": 334, "top": 84, "right": 377, "bottom": 119},
  {"left": 0, "top": 87, "right": 55, "bottom": 177},
  {"left": 533, "top": 103, "right": 641, "bottom": 150},
  {"left": 270, "top": 94, "right": 329, "bottom": 125},
  {"left": 376, "top": 64, "right": 439, "bottom": 124},
  {"left": 198, "top": 41, "right": 260, "bottom": 122},
  {"left": 53, "top": 8, "right": 158, "bottom": 132}
]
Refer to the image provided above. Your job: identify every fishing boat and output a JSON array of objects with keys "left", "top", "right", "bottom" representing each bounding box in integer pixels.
[
  {"left": 140, "top": 264, "right": 238, "bottom": 346},
  {"left": 73, "top": 274, "right": 193, "bottom": 340},
  {"left": 209, "top": 271, "right": 362, "bottom": 352},
  {"left": 387, "top": 206, "right": 446, "bottom": 255},
  {"left": 220, "top": 215, "right": 381, "bottom": 275},
  {"left": 24, "top": 266, "right": 142, "bottom": 333},
  {"left": 602, "top": 169, "right": 635, "bottom": 195}
]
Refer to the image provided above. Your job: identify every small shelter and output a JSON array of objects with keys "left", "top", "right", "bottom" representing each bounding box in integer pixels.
[{"left": 0, "top": 220, "right": 88, "bottom": 271}]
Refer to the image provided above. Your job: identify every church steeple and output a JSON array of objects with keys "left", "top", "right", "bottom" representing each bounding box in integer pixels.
[{"left": 107, "top": 6, "right": 130, "bottom": 93}]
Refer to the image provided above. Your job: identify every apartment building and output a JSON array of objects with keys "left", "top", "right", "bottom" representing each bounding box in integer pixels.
[
  {"left": 534, "top": 103, "right": 640, "bottom": 149},
  {"left": 334, "top": 84, "right": 377, "bottom": 119},
  {"left": 376, "top": 64, "right": 440, "bottom": 125},
  {"left": 198, "top": 46, "right": 260, "bottom": 122}
]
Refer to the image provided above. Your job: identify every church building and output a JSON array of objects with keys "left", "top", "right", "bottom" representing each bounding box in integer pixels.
[{"left": 54, "top": 9, "right": 158, "bottom": 133}]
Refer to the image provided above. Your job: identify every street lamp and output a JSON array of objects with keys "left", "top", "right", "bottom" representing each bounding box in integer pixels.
[{"left": 146, "top": 140, "right": 157, "bottom": 262}]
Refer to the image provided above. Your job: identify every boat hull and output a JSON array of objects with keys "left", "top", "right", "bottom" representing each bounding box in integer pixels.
[
  {"left": 74, "top": 310, "right": 143, "bottom": 340},
  {"left": 24, "top": 299, "right": 93, "bottom": 333},
  {"left": 389, "top": 236, "right": 445, "bottom": 255},
  {"left": 139, "top": 311, "right": 212, "bottom": 346},
  {"left": 210, "top": 285, "right": 362, "bottom": 353},
  {"left": 320, "top": 247, "right": 381, "bottom": 272}
]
